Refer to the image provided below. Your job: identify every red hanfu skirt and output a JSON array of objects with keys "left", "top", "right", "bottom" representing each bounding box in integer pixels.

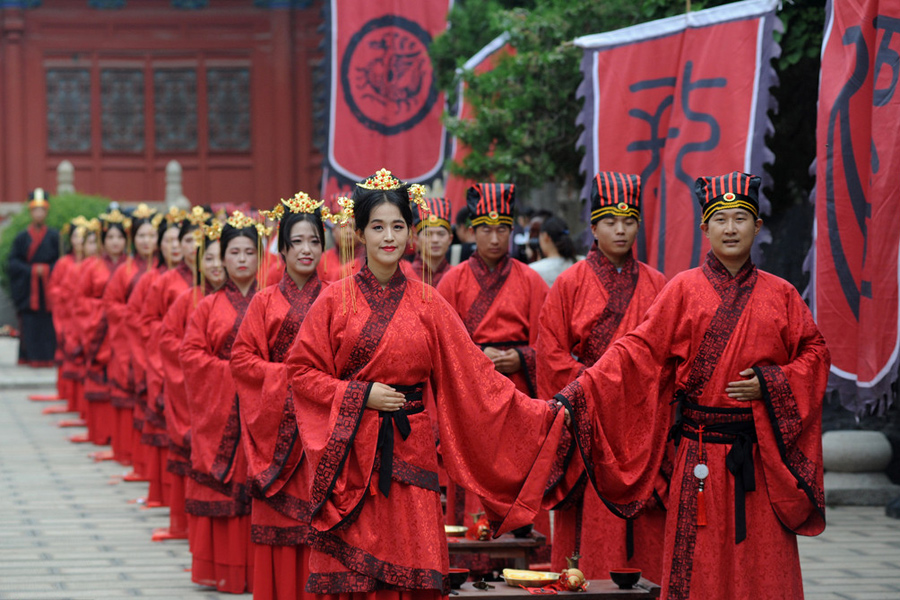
[{"left": 191, "top": 514, "right": 254, "bottom": 594}]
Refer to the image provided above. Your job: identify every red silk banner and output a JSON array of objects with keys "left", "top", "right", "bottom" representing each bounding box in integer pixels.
[
  {"left": 811, "top": 0, "right": 900, "bottom": 414},
  {"left": 575, "top": 0, "right": 780, "bottom": 277},
  {"left": 322, "top": 0, "right": 452, "bottom": 198},
  {"left": 444, "top": 33, "right": 513, "bottom": 216}
]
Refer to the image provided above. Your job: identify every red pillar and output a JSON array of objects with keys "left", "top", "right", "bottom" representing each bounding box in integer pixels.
[{"left": 1, "top": 8, "right": 25, "bottom": 204}]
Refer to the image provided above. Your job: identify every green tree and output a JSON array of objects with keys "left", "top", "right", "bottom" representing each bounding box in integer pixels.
[{"left": 430, "top": 0, "right": 825, "bottom": 285}]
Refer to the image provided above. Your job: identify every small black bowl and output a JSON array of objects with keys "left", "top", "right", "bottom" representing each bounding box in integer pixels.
[
  {"left": 609, "top": 569, "right": 641, "bottom": 589},
  {"left": 511, "top": 524, "right": 533, "bottom": 538},
  {"left": 448, "top": 568, "right": 470, "bottom": 589}
]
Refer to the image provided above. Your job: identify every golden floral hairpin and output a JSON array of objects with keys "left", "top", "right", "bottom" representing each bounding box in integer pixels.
[
  {"left": 187, "top": 206, "right": 212, "bottom": 225},
  {"left": 321, "top": 195, "right": 354, "bottom": 226},
  {"left": 226, "top": 210, "right": 255, "bottom": 229},
  {"left": 261, "top": 204, "right": 285, "bottom": 222},
  {"left": 132, "top": 203, "right": 157, "bottom": 220},
  {"left": 165, "top": 206, "right": 187, "bottom": 224},
  {"left": 356, "top": 168, "right": 429, "bottom": 212},
  {"left": 151, "top": 213, "right": 164, "bottom": 229},
  {"left": 255, "top": 222, "right": 273, "bottom": 238},
  {"left": 280, "top": 192, "right": 323, "bottom": 215},
  {"left": 99, "top": 209, "right": 132, "bottom": 231},
  {"left": 194, "top": 220, "right": 223, "bottom": 244}
]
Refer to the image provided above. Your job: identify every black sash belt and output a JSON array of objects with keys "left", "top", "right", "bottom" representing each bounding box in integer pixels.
[
  {"left": 672, "top": 396, "right": 757, "bottom": 544},
  {"left": 376, "top": 383, "right": 425, "bottom": 498},
  {"left": 477, "top": 340, "right": 528, "bottom": 349}
]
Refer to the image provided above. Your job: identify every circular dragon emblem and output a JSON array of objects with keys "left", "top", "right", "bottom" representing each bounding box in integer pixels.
[{"left": 341, "top": 15, "right": 438, "bottom": 135}]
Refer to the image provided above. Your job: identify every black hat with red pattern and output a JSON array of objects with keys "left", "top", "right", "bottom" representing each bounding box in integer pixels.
[
  {"left": 467, "top": 183, "right": 515, "bottom": 228},
  {"left": 413, "top": 197, "right": 452, "bottom": 232},
  {"left": 694, "top": 171, "right": 760, "bottom": 223},
  {"left": 590, "top": 172, "right": 641, "bottom": 224}
]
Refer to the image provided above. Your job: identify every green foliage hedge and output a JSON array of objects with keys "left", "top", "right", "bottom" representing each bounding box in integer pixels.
[{"left": 0, "top": 192, "right": 113, "bottom": 295}]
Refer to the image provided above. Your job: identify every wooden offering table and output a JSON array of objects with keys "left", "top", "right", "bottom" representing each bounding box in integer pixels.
[
  {"left": 454, "top": 579, "right": 660, "bottom": 598},
  {"left": 447, "top": 531, "right": 546, "bottom": 570}
]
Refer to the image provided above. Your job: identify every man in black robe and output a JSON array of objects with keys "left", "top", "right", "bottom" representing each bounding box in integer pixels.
[{"left": 7, "top": 188, "right": 59, "bottom": 366}]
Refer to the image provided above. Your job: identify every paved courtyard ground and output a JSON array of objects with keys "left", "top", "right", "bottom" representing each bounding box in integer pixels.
[{"left": 1, "top": 378, "right": 899, "bottom": 599}]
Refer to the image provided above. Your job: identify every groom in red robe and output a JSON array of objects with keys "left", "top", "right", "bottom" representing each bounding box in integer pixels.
[
  {"left": 436, "top": 183, "right": 550, "bottom": 549},
  {"left": 556, "top": 171, "right": 829, "bottom": 599},
  {"left": 7, "top": 188, "right": 59, "bottom": 366},
  {"left": 538, "top": 172, "right": 668, "bottom": 584}
]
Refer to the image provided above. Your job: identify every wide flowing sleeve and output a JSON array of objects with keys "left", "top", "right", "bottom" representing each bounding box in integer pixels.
[
  {"left": 285, "top": 292, "right": 380, "bottom": 532},
  {"left": 232, "top": 292, "right": 302, "bottom": 497},
  {"left": 426, "top": 295, "right": 566, "bottom": 534},
  {"left": 555, "top": 281, "right": 685, "bottom": 512},
  {"left": 7, "top": 233, "right": 31, "bottom": 309},
  {"left": 81, "top": 262, "right": 110, "bottom": 367},
  {"left": 180, "top": 296, "right": 241, "bottom": 484},
  {"left": 750, "top": 285, "right": 829, "bottom": 536},
  {"left": 160, "top": 290, "right": 193, "bottom": 454}
]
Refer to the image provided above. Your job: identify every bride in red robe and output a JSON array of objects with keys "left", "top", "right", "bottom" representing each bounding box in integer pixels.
[
  {"left": 140, "top": 208, "right": 208, "bottom": 506},
  {"left": 285, "top": 171, "right": 567, "bottom": 600},
  {"left": 103, "top": 205, "right": 159, "bottom": 465},
  {"left": 48, "top": 218, "right": 93, "bottom": 414},
  {"left": 71, "top": 210, "right": 128, "bottom": 446},
  {"left": 231, "top": 195, "right": 327, "bottom": 600},
  {"left": 155, "top": 224, "right": 227, "bottom": 543},
  {"left": 180, "top": 212, "right": 260, "bottom": 594},
  {"left": 125, "top": 211, "right": 185, "bottom": 481}
]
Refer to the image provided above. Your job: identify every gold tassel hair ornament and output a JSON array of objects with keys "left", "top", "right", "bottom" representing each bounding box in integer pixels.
[{"left": 321, "top": 195, "right": 357, "bottom": 314}]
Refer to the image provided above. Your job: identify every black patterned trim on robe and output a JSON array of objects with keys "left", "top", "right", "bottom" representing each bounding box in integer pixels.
[
  {"left": 373, "top": 454, "right": 441, "bottom": 493},
  {"left": 251, "top": 523, "right": 310, "bottom": 546},
  {"left": 753, "top": 364, "right": 826, "bottom": 523},
  {"left": 140, "top": 432, "right": 168, "bottom": 447},
  {"left": 683, "top": 252, "right": 758, "bottom": 398},
  {"left": 143, "top": 400, "right": 166, "bottom": 431},
  {"left": 86, "top": 315, "right": 109, "bottom": 362},
  {"left": 167, "top": 456, "right": 191, "bottom": 477},
  {"left": 545, "top": 429, "right": 578, "bottom": 496},
  {"left": 209, "top": 394, "right": 242, "bottom": 483},
  {"left": 341, "top": 266, "right": 407, "bottom": 380},
  {"left": 187, "top": 470, "right": 251, "bottom": 516},
  {"left": 251, "top": 393, "right": 300, "bottom": 496},
  {"left": 266, "top": 488, "right": 314, "bottom": 523},
  {"left": 462, "top": 253, "right": 512, "bottom": 337},
  {"left": 667, "top": 442, "right": 703, "bottom": 600},
  {"left": 581, "top": 247, "right": 639, "bottom": 366},
  {"left": 308, "top": 379, "right": 372, "bottom": 519},
  {"left": 184, "top": 497, "right": 250, "bottom": 518},
  {"left": 207, "top": 280, "right": 257, "bottom": 482},
  {"left": 307, "top": 530, "right": 446, "bottom": 593},
  {"left": 252, "top": 273, "right": 323, "bottom": 494}
]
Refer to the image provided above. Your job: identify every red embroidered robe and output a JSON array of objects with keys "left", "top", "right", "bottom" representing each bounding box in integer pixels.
[
  {"left": 556, "top": 252, "right": 829, "bottom": 599},
  {"left": 285, "top": 266, "right": 565, "bottom": 595},
  {"left": 79, "top": 255, "right": 125, "bottom": 402},
  {"left": 230, "top": 272, "right": 324, "bottom": 545},
  {"left": 48, "top": 254, "right": 76, "bottom": 400},
  {"left": 126, "top": 265, "right": 167, "bottom": 435},
  {"left": 141, "top": 262, "right": 193, "bottom": 446},
  {"left": 180, "top": 279, "right": 258, "bottom": 514},
  {"left": 103, "top": 256, "right": 150, "bottom": 410},
  {"left": 54, "top": 256, "right": 88, "bottom": 407},
  {"left": 159, "top": 283, "right": 217, "bottom": 477},
  {"left": 538, "top": 248, "right": 667, "bottom": 583}
]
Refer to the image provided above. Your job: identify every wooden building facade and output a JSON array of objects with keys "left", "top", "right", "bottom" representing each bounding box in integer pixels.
[{"left": 0, "top": 0, "right": 323, "bottom": 207}]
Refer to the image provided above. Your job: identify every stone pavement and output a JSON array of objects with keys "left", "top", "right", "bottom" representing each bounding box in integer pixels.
[{"left": 1, "top": 380, "right": 900, "bottom": 600}]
